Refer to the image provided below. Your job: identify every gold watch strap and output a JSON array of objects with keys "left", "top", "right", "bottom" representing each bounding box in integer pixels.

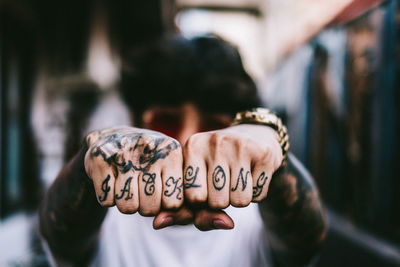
[{"left": 231, "top": 108, "right": 290, "bottom": 164}]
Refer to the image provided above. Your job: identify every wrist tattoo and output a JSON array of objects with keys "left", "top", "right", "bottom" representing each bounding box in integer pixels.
[
  {"left": 184, "top": 166, "right": 201, "bottom": 188},
  {"left": 115, "top": 177, "right": 133, "bottom": 200},
  {"left": 231, "top": 167, "right": 249, "bottom": 192},
  {"left": 212, "top": 165, "right": 226, "bottom": 191},
  {"left": 253, "top": 172, "right": 268, "bottom": 198},
  {"left": 142, "top": 172, "right": 156, "bottom": 196},
  {"left": 164, "top": 176, "right": 182, "bottom": 200},
  {"left": 99, "top": 175, "right": 111, "bottom": 202}
]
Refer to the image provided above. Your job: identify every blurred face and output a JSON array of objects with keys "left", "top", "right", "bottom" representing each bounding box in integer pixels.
[{"left": 142, "top": 102, "right": 231, "bottom": 144}]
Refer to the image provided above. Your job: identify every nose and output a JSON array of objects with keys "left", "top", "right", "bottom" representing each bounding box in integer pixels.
[{"left": 176, "top": 103, "right": 201, "bottom": 145}]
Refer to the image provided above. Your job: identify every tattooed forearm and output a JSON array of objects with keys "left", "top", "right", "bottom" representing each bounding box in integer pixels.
[
  {"left": 212, "top": 165, "right": 226, "bottom": 191},
  {"left": 99, "top": 175, "right": 111, "bottom": 202},
  {"left": 258, "top": 154, "right": 327, "bottom": 266},
  {"left": 252, "top": 172, "right": 268, "bottom": 198},
  {"left": 39, "top": 147, "right": 107, "bottom": 264},
  {"left": 164, "top": 176, "right": 183, "bottom": 200},
  {"left": 115, "top": 177, "right": 133, "bottom": 200},
  {"left": 231, "top": 168, "right": 249, "bottom": 192},
  {"left": 184, "top": 166, "right": 201, "bottom": 188},
  {"left": 142, "top": 173, "right": 156, "bottom": 196}
]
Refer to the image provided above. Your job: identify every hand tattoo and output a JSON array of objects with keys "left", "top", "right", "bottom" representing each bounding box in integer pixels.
[
  {"left": 88, "top": 129, "right": 179, "bottom": 175},
  {"left": 231, "top": 168, "right": 249, "bottom": 192},
  {"left": 99, "top": 175, "right": 111, "bottom": 202},
  {"left": 184, "top": 166, "right": 201, "bottom": 188},
  {"left": 164, "top": 176, "right": 182, "bottom": 200},
  {"left": 115, "top": 177, "right": 133, "bottom": 200},
  {"left": 142, "top": 172, "right": 156, "bottom": 196},
  {"left": 253, "top": 172, "right": 268, "bottom": 198},
  {"left": 212, "top": 165, "right": 226, "bottom": 191}
]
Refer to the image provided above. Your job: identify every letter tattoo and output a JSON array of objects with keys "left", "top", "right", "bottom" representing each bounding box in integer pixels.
[
  {"left": 253, "top": 172, "right": 268, "bottom": 198},
  {"left": 142, "top": 173, "right": 156, "bottom": 196},
  {"left": 115, "top": 177, "right": 134, "bottom": 200},
  {"left": 212, "top": 165, "right": 226, "bottom": 191},
  {"left": 231, "top": 168, "right": 249, "bottom": 191},
  {"left": 184, "top": 166, "right": 201, "bottom": 189},
  {"left": 164, "top": 176, "right": 182, "bottom": 200},
  {"left": 99, "top": 175, "right": 111, "bottom": 202}
]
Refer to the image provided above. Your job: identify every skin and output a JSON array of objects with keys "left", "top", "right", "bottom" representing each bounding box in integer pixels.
[{"left": 39, "top": 102, "right": 327, "bottom": 266}]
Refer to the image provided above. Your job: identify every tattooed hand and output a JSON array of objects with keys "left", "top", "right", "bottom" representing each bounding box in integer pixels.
[
  {"left": 180, "top": 124, "right": 283, "bottom": 230},
  {"left": 84, "top": 126, "right": 184, "bottom": 215}
]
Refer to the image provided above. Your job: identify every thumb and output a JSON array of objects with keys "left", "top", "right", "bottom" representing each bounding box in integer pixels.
[{"left": 194, "top": 209, "right": 234, "bottom": 231}]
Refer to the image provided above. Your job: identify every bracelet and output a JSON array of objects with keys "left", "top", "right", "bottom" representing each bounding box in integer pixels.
[{"left": 231, "top": 108, "right": 290, "bottom": 165}]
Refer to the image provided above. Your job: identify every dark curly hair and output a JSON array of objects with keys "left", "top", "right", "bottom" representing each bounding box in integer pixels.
[{"left": 119, "top": 34, "right": 261, "bottom": 124}]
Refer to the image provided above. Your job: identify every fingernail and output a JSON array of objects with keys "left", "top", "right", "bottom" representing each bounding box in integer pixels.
[
  {"left": 212, "top": 219, "right": 231, "bottom": 230},
  {"left": 157, "top": 216, "right": 174, "bottom": 229}
]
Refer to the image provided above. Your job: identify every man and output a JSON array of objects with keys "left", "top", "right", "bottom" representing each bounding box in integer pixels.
[{"left": 39, "top": 34, "right": 327, "bottom": 266}]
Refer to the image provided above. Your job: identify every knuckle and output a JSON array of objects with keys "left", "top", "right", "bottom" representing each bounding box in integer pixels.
[
  {"left": 139, "top": 206, "right": 160, "bottom": 217},
  {"left": 117, "top": 203, "right": 138, "bottom": 214},
  {"left": 163, "top": 200, "right": 181, "bottom": 210},
  {"left": 230, "top": 195, "right": 251, "bottom": 207},
  {"left": 185, "top": 191, "right": 207, "bottom": 203},
  {"left": 208, "top": 197, "right": 229, "bottom": 209},
  {"left": 85, "top": 131, "right": 100, "bottom": 147},
  {"left": 209, "top": 132, "right": 229, "bottom": 148},
  {"left": 184, "top": 134, "right": 202, "bottom": 152},
  {"left": 98, "top": 198, "right": 114, "bottom": 207}
]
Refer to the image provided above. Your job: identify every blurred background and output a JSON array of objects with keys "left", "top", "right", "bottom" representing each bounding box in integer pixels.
[{"left": 1, "top": 0, "right": 400, "bottom": 266}]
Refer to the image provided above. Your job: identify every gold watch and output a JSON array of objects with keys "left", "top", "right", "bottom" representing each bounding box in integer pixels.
[{"left": 231, "top": 108, "right": 290, "bottom": 165}]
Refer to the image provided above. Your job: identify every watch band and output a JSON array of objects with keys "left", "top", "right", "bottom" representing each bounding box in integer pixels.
[{"left": 231, "top": 108, "right": 290, "bottom": 165}]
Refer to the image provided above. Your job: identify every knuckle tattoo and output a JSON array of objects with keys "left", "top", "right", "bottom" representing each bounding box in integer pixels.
[
  {"left": 164, "top": 176, "right": 183, "bottom": 200},
  {"left": 212, "top": 165, "right": 226, "bottom": 191},
  {"left": 252, "top": 172, "right": 269, "bottom": 198},
  {"left": 231, "top": 168, "right": 250, "bottom": 192},
  {"left": 184, "top": 166, "right": 201, "bottom": 189},
  {"left": 89, "top": 129, "right": 180, "bottom": 202}
]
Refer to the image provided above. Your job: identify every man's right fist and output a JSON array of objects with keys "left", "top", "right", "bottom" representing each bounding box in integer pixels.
[{"left": 84, "top": 126, "right": 184, "bottom": 216}]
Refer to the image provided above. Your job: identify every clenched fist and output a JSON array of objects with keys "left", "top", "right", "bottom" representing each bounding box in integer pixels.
[
  {"left": 84, "top": 127, "right": 184, "bottom": 216},
  {"left": 183, "top": 124, "right": 283, "bottom": 208},
  {"left": 154, "top": 124, "right": 283, "bottom": 231},
  {"left": 84, "top": 124, "right": 283, "bottom": 231}
]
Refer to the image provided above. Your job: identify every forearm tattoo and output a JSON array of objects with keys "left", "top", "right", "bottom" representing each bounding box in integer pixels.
[
  {"left": 39, "top": 148, "right": 108, "bottom": 263},
  {"left": 212, "top": 165, "right": 226, "bottom": 191},
  {"left": 164, "top": 176, "right": 183, "bottom": 200},
  {"left": 231, "top": 168, "right": 249, "bottom": 192},
  {"left": 184, "top": 166, "right": 201, "bottom": 188},
  {"left": 259, "top": 156, "right": 327, "bottom": 266},
  {"left": 252, "top": 172, "right": 268, "bottom": 198}
]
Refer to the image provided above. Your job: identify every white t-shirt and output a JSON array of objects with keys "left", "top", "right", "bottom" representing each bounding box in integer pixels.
[{"left": 90, "top": 203, "right": 272, "bottom": 267}]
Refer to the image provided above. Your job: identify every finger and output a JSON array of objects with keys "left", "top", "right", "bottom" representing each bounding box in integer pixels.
[
  {"left": 161, "top": 150, "right": 184, "bottom": 210},
  {"left": 194, "top": 209, "right": 234, "bottom": 231},
  {"left": 138, "top": 167, "right": 162, "bottom": 216},
  {"left": 114, "top": 169, "right": 139, "bottom": 214},
  {"left": 251, "top": 163, "right": 273, "bottom": 202},
  {"left": 153, "top": 207, "right": 194, "bottom": 230},
  {"left": 84, "top": 153, "right": 115, "bottom": 207},
  {"left": 230, "top": 166, "right": 253, "bottom": 207},
  {"left": 207, "top": 163, "right": 230, "bottom": 209},
  {"left": 183, "top": 137, "right": 208, "bottom": 203}
]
